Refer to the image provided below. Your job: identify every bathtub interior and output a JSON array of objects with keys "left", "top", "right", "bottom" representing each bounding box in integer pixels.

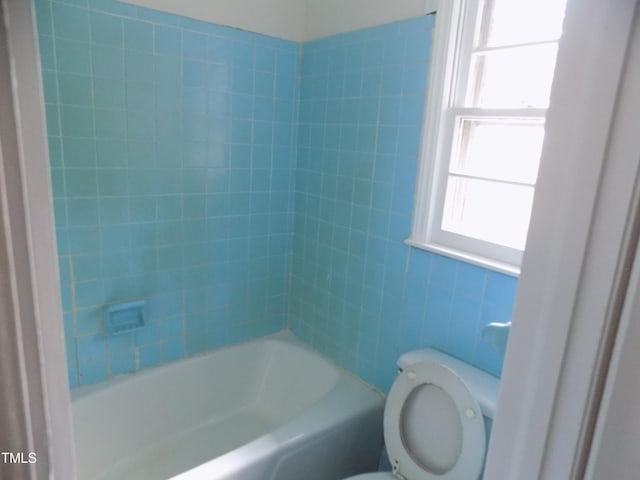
[{"left": 72, "top": 334, "right": 342, "bottom": 480}]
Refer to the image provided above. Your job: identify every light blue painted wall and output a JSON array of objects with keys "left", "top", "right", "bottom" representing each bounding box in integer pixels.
[
  {"left": 290, "top": 17, "right": 517, "bottom": 392},
  {"left": 36, "top": 2, "right": 516, "bottom": 392},
  {"left": 35, "top": 0, "right": 299, "bottom": 387}
]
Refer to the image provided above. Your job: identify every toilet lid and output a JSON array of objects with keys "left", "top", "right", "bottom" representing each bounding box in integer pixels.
[{"left": 384, "top": 360, "right": 486, "bottom": 480}]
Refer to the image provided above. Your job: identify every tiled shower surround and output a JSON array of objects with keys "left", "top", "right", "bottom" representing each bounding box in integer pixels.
[
  {"left": 36, "top": 0, "right": 517, "bottom": 390},
  {"left": 36, "top": 0, "right": 298, "bottom": 387},
  {"left": 290, "top": 17, "right": 515, "bottom": 390}
]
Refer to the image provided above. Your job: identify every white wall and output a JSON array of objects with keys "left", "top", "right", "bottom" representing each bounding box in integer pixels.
[
  {"left": 304, "top": 0, "right": 434, "bottom": 41},
  {"left": 122, "top": 0, "right": 436, "bottom": 42},
  {"left": 122, "top": 0, "right": 307, "bottom": 42}
]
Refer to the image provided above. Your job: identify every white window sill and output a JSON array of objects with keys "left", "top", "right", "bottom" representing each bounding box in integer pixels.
[{"left": 404, "top": 238, "right": 520, "bottom": 278}]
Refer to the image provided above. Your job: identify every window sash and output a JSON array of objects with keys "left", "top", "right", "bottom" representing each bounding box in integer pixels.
[
  {"left": 466, "top": 43, "right": 560, "bottom": 108},
  {"left": 409, "top": 0, "right": 564, "bottom": 273},
  {"left": 441, "top": 175, "right": 535, "bottom": 250},
  {"left": 449, "top": 114, "right": 545, "bottom": 184},
  {"left": 476, "top": 0, "right": 567, "bottom": 49},
  {"left": 457, "top": 0, "right": 562, "bottom": 110},
  {"left": 425, "top": 108, "right": 543, "bottom": 265}
]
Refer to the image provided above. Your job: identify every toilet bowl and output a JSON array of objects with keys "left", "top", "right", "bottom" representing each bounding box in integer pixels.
[{"left": 345, "top": 348, "right": 499, "bottom": 480}]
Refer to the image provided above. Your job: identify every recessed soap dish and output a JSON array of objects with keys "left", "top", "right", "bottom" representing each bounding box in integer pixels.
[{"left": 103, "top": 300, "right": 145, "bottom": 335}]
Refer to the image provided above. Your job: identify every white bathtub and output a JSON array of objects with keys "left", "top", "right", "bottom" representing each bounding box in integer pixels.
[{"left": 72, "top": 330, "right": 385, "bottom": 480}]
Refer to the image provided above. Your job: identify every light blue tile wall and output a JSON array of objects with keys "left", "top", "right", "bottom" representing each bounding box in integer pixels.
[
  {"left": 36, "top": 0, "right": 299, "bottom": 387},
  {"left": 290, "top": 17, "right": 518, "bottom": 392},
  {"left": 37, "top": 3, "right": 518, "bottom": 392}
]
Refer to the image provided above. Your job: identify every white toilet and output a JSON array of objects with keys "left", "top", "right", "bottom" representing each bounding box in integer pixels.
[{"left": 346, "top": 348, "right": 499, "bottom": 480}]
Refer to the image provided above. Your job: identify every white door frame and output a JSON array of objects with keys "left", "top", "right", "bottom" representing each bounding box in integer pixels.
[
  {"left": 586, "top": 204, "right": 640, "bottom": 479},
  {"left": 3, "top": 0, "right": 640, "bottom": 479},
  {"left": 485, "top": 0, "right": 640, "bottom": 478},
  {"left": 0, "top": 1, "right": 75, "bottom": 479},
  {"left": 583, "top": 5, "right": 640, "bottom": 476}
]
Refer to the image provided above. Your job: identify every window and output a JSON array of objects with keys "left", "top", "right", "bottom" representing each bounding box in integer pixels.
[{"left": 409, "top": 0, "right": 568, "bottom": 274}]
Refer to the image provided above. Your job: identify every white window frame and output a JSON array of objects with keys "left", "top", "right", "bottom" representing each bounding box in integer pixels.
[{"left": 408, "top": 0, "right": 560, "bottom": 276}]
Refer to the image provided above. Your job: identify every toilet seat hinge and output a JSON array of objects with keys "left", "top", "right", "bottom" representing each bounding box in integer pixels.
[{"left": 392, "top": 462, "right": 408, "bottom": 480}]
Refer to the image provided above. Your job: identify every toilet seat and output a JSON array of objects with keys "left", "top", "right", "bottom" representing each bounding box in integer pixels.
[{"left": 384, "top": 360, "right": 486, "bottom": 480}]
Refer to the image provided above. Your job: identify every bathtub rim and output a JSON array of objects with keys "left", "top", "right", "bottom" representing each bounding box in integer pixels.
[{"left": 71, "top": 328, "right": 385, "bottom": 404}]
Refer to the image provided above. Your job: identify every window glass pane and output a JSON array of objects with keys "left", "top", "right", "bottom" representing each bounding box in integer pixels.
[
  {"left": 480, "top": 0, "right": 568, "bottom": 47},
  {"left": 453, "top": 118, "right": 544, "bottom": 185},
  {"left": 469, "top": 44, "right": 558, "bottom": 108},
  {"left": 442, "top": 176, "right": 534, "bottom": 250}
]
